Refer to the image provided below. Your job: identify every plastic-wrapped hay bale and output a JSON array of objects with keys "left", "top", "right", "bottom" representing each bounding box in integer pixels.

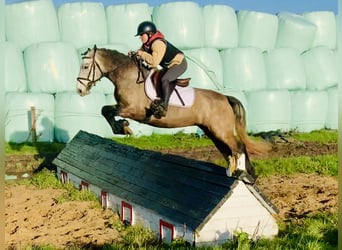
[
  {"left": 5, "top": 42, "right": 27, "bottom": 92},
  {"left": 105, "top": 94, "right": 154, "bottom": 137},
  {"left": 106, "top": 3, "right": 151, "bottom": 50},
  {"left": 301, "top": 46, "right": 338, "bottom": 90},
  {"left": 77, "top": 44, "right": 131, "bottom": 94},
  {"left": 24, "top": 42, "right": 80, "bottom": 93},
  {"left": 237, "top": 10, "right": 278, "bottom": 52},
  {"left": 5, "top": 92, "right": 54, "bottom": 142},
  {"left": 264, "top": 48, "right": 306, "bottom": 90},
  {"left": 183, "top": 48, "right": 223, "bottom": 90},
  {"left": 303, "top": 11, "right": 337, "bottom": 49},
  {"left": 5, "top": 0, "right": 59, "bottom": 50},
  {"left": 55, "top": 92, "right": 109, "bottom": 142},
  {"left": 325, "top": 87, "right": 337, "bottom": 129},
  {"left": 221, "top": 47, "right": 267, "bottom": 91},
  {"left": 290, "top": 90, "right": 328, "bottom": 132},
  {"left": 58, "top": 2, "right": 107, "bottom": 49},
  {"left": 245, "top": 90, "right": 291, "bottom": 133},
  {"left": 202, "top": 4, "right": 238, "bottom": 49},
  {"left": 276, "top": 12, "right": 317, "bottom": 53},
  {"left": 152, "top": 2, "right": 204, "bottom": 49}
]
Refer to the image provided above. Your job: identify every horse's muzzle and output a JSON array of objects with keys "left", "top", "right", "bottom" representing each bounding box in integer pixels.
[{"left": 76, "top": 87, "right": 84, "bottom": 96}]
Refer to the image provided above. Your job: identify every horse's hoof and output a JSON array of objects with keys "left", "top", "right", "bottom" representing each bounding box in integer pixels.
[
  {"left": 231, "top": 169, "right": 256, "bottom": 184},
  {"left": 154, "top": 109, "right": 167, "bottom": 118}
]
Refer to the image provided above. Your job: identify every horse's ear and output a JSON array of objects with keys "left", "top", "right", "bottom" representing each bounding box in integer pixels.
[{"left": 94, "top": 44, "right": 97, "bottom": 50}]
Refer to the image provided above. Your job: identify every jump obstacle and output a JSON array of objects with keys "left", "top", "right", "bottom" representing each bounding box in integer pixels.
[{"left": 53, "top": 130, "right": 278, "bottom": 245}]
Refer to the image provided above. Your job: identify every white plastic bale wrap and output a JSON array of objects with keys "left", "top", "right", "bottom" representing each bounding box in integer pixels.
[
  {"left": 54, "top": 92, "right": 108, "bottom": 142},
  {"left": 5, "top": 42, "right": 27, "bottom": 92},
  {"left": 152, "top": 2, "right": 204, "bottom": 49},
  {"left": 105, "top": 94, "right": 154, "bottom": 137},
  {"left": 77, "top": 44, "right": 131, "bottom": 95},
  {"left": 302, "top": 11, "right": 337, "bottom": 49},
  {"left": 301, "top": 46, "right": 338, "bottom": 90},
  {"left": 5, "top": 92, "right": 54, "bottom": 143},
  {"left": 106, "top": 3, "right": 152, "bottom": 50},
  {"left": 245, "top": 90, "right": 291, "bottom": 133},
  {"left": 220, "top": 47, "right": 267, "bottom": 91},
  {"left": 264, "top": 48, "right": 306, "bottom": 90},
  {"left": 302, "top": 46, "right": 339, "bottom": 90},
  {"left": 290, "top": 90, "right": 328, "bottom": 132},
  {"left": 183, "top": 48, "right": 223, "bottom": 90},
  {"left": 276, "top": 12, "right": 317, "bottom": 53},
  {"left": 325, "top": 86, "right": 338, "bottom": 129},
  {"left": 202, "top": 4, "right": 238, "bottom": 49},
  {"left": 24, "top": 42, "right": 80, "bottom": 93},
  {"left": 5, "top": 0, "right": 59, "bottom": 50},
  {"left": 58, "top": 2, "right": 107, "bottom": 49},
  {"left": 237, "top": 10, "right": 278, "bottom": 52}
]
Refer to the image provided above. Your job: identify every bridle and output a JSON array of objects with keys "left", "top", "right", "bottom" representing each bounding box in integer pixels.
[{"left": 77, "top": 46, "right": 105, "bottom": 90}]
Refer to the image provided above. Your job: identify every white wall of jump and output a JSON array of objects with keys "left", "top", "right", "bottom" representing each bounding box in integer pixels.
[{"left": 5, "top": 0, "right": 338, "bottom": 142}]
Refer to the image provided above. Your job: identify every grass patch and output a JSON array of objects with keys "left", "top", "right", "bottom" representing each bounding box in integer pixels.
[
  {"left": 5, "top": 141, "right": 65, "bottom": 155},
  {"left": 19, "top": 169, "right": 99, "bottom": 205},
  {"left": 290, "top": 129, "right": 337, "bottom": 143},
  {"left": 253, "top": 212, "right": 338, "bottom": 250},
  {"left": 253, "top": 154, "right": 338, "bottom": 177},
  {"left": 113, "top": 133, "right": 214, "bottom": 150}
]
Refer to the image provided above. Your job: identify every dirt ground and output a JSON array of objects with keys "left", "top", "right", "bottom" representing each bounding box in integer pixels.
[{"left": 5, "top": 139, "right": 338, "bottom": 249}]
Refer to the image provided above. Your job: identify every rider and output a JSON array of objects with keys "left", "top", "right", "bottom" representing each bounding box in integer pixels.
[{"left": 135, "top": 21, "right": 187, "bottom": 118}]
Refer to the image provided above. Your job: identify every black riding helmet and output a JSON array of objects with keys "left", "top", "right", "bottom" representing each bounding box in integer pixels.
[{"left": 135, "top": 21, "right": 157, "bottom": 36}]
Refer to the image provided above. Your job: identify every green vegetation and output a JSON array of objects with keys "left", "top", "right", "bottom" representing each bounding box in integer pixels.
[
  {"left": 6, "top": 141, "right": 65, "bottom": 155},
  {"left": 18, "top": 169, "right": 99, "bottom": 205},
  {"left": 290, "top": 129, "right": 337, "bottom": 143},
  {"left": 253, "top": 154, "right": 338, "bottom": 177},
  {"left": 113, "top": 132, "right": 214, "bottom": 150}
]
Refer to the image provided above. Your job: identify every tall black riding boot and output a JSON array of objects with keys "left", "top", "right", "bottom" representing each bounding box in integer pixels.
[{"left": 160, "top": 80, "right": 176, "bottom": 112}]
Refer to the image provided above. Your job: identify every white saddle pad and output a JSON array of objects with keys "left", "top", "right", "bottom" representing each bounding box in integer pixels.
[{"left": 144, "top": 69, "right": 195, "bottom": 108}]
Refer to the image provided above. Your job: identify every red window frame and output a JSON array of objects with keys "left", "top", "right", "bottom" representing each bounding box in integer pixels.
[
  {"left": 121, "top": 201, "right": 133, "bottom": 225},
  {"left": 60, "top": 170, "right": 69, "bottom": 184},
  {"left": 80, "top": 180, "right": 89, "bottom": 190},
  {"left": 159, "top": 219, "right": 174, "bottom": 243},
  {"left": 101, "top": 191, "right": 108, "bottom": 208}
]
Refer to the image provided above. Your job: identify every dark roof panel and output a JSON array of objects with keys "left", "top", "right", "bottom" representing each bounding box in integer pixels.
[{"left": 53, "top": 130, "right": 239, "bottom": 229}]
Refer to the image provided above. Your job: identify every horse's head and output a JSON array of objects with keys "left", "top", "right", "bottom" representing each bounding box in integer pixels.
[{"left": 76, "top": 45, "right": 106, "bottom": 96}]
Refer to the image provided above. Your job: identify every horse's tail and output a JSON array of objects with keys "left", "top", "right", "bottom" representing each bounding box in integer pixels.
[{"left": 227, "top": 96, "right": 271, "bottom": 156}]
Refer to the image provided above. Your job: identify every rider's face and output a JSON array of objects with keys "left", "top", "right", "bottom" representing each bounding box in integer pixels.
[{"left": 140, "top": 33, "right": 148, "bottom": 43}]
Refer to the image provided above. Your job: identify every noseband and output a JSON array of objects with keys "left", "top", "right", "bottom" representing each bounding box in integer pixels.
[{"left": 77, "top": 47, "right": 105, "bottom": 90}]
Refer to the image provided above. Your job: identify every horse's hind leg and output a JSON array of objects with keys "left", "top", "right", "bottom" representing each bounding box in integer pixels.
[
  {"left": 101, "top": 105, "right": 132, "bottom": 135},
  {"left": 199, "top": 125, "right": 256, "bottom": 184}
]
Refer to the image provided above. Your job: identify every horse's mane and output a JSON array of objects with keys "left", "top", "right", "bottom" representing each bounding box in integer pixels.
[{"left": 100, "top": 48, "right": 134, "bottom": 67}]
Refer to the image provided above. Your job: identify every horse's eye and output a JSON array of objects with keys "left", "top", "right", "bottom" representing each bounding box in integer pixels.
[{"left": 82, "top": 65, "right": 89, "bottom": 70}]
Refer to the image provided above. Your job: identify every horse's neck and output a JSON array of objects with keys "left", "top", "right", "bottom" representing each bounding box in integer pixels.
[{"left": 106, "top": 64, "right": 142, "bottom": 90}]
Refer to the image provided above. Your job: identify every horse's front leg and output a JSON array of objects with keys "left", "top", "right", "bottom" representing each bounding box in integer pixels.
[{"left": 101, "top": 105, "right": 133, "bottom": 135}]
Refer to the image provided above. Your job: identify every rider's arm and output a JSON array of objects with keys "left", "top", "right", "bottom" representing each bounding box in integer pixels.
[{"left": 138, "top": 40, "right": 166, "bottom": 68}]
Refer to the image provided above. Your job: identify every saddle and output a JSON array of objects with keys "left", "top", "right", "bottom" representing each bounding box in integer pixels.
[{"left": 150, "top": 70, "right": 191, "bottom": 99}]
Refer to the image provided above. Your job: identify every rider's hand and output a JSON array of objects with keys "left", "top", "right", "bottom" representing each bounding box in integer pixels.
[
  {"left": 136, "top": 50, "right": 143, "bottom": 58},
  {"left": 128, "top": 50, "right": 136, "bottom": 57}
]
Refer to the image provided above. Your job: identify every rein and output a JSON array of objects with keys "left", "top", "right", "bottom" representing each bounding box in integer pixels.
[
  {"left": 77, "top": 47, "right": 106, "bottom": 89},
  {"left": 129, "top": 51, "right": 147, "bottom": 84}
]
